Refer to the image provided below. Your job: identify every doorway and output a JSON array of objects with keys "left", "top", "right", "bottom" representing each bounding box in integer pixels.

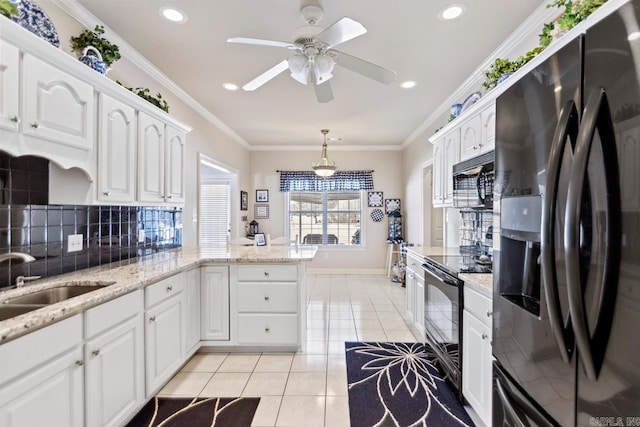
[
  {"left": 198, "top": 154, "right": 238, "bottom": 247},
  {"left": 423, "top": 165, "right": 443, "bottom": 247}
]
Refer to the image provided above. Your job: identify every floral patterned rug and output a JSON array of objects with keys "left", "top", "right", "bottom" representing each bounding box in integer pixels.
[
  {"left": 345, "top": 342, "right": 475, "bottom": 427},
  {"left": 125, "top": 396, "right": 260, "bottom": 427}
]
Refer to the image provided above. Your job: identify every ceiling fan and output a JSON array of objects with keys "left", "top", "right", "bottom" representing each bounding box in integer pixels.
[{"left": 227, "top": 2, "right": 396, "bottom": 103}]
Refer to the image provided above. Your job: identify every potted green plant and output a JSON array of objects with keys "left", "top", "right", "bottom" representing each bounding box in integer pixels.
[
  {"left": 117, "top": 81, "right": 170, "bottom": 113},
  {"left": 482, "top": 57, "right": 519, "bottom": 90},
  {"left": 70, "top": 25, "right": 121, "bottom": 74},
  {"left": 541, "top": 0, "right": 608, "bottom": 46},
  {"left": 0, "top": 0, "right": 18, "bottom": 18}
]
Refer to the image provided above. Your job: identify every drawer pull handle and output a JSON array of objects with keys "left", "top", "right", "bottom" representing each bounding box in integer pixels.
[
  {"left": 265, "top": 327, "right": 270, "bottom": 332},
  {"left": 75, "top": 360, "right": 84, "bottom": 366},
  {"left": 264, "top": 296, "right": 270, "bottom": 301},
  {"left": 482, "top": 333, "right": 488, "bottom": 340},
  {"left": 486, "top": 311, "right": 492, "bottom": 317},
  {"left": 167, "top": 286, "right": 173, "bottom": 292},
  {"left": 103, "top": 191, "right": 111, "bottom": 196},
  {"left": 9, "top": 115, "right": 20, "bottom": 123},
  {"left": 30, "top": 121, "right": 39, "bottom": 129},
  {"left": 92, "top": 349, "right": 100, "bottom": 356},
  {"left": 264, "top": 271, "right": 269, "bottom": 277},
  {"left": 149, "top": 316, "right": 156, "bottom": 322}
]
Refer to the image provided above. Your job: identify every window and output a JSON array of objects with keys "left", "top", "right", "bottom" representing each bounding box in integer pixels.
[
  {"left": 289, "top": 191, "right": 362, "bottom": 245},
  {"left": 199, "top": 178, "right": 230, "bottom": 247}
]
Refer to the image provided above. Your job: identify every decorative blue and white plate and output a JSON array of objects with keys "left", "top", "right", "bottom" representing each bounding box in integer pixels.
[
  {"left": 9, "top": 0, "right": 60, "bottom": 48},
  {"left": 371, "top": 209, "right": 384, "bottom": 222},
  {"left": 459, "top": 91, "right": 482, "bottom": 115}
]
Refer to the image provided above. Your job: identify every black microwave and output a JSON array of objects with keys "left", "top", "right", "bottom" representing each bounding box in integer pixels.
[{"left": 452, "top": 151, "right": 494, "bottom": 209}]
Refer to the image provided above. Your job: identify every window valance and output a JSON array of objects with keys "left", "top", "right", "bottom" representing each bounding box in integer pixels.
[{"left": 279, "top": 170, "right": 374, "bottom": 192}]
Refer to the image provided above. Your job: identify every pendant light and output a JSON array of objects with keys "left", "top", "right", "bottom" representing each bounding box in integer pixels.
[{"left": 312, "top": 129, "right": 337, "bottom": 177}]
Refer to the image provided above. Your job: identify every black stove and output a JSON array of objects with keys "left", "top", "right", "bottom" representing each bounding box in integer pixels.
[{"left": 424, "top": 253, "right": 492, "bottom": 277}]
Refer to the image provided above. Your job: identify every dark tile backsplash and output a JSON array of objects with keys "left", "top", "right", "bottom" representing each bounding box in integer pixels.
[{"left": 0, "top": 151, "right": 182, "bottom": 289}]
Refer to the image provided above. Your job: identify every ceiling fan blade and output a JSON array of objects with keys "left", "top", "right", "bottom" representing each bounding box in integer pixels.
[
  {"left": 227, "top": 37, "right": 296, "bottom": 49},
  {"left": 242, "top": 60, "right": 290, "bottom": 91},
  {"left": 316, "top": 17, "right": 367, "bottom": 49},
  {"left": 314, "top": 80, "right": 334, "bottom": 103},
  {"left": 333, "top": 50, "right": 396, "bottom": 84}
]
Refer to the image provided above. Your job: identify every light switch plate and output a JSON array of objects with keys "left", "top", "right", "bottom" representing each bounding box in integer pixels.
[
  {"left": 138, "top": 229, "right": 146, "bottom": 243},
  {"left": 68, "top": 234, "right": 83, "bottom": 253}
]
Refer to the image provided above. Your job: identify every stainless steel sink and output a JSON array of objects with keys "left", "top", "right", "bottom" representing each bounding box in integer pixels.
[
  {"left": 2, "top": 281, "right": 114, "bottom": 305},
  {"left": 0, "top": 304, "right": 44, "bottom": 321}
]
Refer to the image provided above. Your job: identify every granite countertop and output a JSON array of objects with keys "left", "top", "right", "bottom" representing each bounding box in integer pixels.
[
  {"left": 458, "top": 273, "right": 493, "bottom": 298},
  {"left": 0, "top": 245, "right": 317, "bottom": 344}
]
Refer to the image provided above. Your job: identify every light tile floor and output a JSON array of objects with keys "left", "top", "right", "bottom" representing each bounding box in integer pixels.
[{"left": 158, "top": 274, "right": 423, "bottom": 426}]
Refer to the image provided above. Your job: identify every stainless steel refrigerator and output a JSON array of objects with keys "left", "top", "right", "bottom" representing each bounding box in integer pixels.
[{"left": 493, "top": 1, "right": 640, "bottom": 426}]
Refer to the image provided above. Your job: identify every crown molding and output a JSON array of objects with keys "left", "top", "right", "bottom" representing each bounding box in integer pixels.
[
  {"left": 50, "top": 0, "right": 251, "bottom": 149},
  {"left": 401, "top": 0, "right": 559, "bottom": 148},
  {"left": 250, "top": 144, "right": 403, "bottom": 152}
]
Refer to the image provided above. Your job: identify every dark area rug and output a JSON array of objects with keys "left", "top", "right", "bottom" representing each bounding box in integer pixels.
[
  {"left": 345, "top": 342, "right": 475, "bottom": 427},
  {"left": 125, "top": 396, "right": 260, "bottom": 427}
]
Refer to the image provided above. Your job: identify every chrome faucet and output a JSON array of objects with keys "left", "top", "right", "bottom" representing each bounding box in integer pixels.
[{"left": 0, "top": 252, "right": 36, "bottom": 264}]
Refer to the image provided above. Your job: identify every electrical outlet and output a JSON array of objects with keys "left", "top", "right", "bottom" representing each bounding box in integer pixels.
[
  {"left": 68, "top": 234, "right": 83, "bottom": 253},
  {"left": 138, "top": 229, "right": 146, "bottom": 243}
]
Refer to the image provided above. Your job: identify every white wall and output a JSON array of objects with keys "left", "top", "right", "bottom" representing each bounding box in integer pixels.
[{"left": 249, "top": 149, "right": 402, "bottom": 270}]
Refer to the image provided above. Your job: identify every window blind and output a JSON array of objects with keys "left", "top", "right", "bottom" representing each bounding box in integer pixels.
[{"left": 199, "top": 179, "right": 230, "bottom": 247}]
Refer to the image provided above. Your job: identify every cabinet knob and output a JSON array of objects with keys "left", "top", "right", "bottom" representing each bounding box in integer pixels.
[
  {"left": 30, "top": 122, "right": 39, "bottom": 129},
  {"left": 264, "top": 327, "right": 270, "bottom": 332},
  {"left": 486, "top": 311, "right": 493, "bottom": 317},
  {"left": 75, "top": 360, "right": 84, "bottom": 366},
  {"left": 149, "top": 316, "right": 156, "bottom": 322},
  {"left": 167, "top": 286, "right": 173, "bottom": 292},
  {"left": 9, "top": 115, "right": 20, "bottom": 123},
  {"left": 166, "top": 195, "right": 173, "bottom": 200},
  {"left": 482, "top": 333, "right": 488, "bottom": 340},
  {"left": 473, "top": 146, "right": 478, "bottom": 150},
  {"left": 103, "top": 191, "right": 111, "bottom": 197},
  {"left": 264, "top": 296, "right": 270, "bottom": 301},
  {"left": 478, "top": 143, "right": 484, "bottom": 148},
  {"left": 263, "top": 271, "right": 269, "bottom": 277},
  {"left": 92, "top": 349, "right": 100, "bottom": 357}
]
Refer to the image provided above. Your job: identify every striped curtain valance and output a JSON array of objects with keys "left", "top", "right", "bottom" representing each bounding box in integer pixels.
[{"left": 279, "top": 170, "right": 374, "bottom": 192}]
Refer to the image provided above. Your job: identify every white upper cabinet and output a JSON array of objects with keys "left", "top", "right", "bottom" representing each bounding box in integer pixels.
[
  {"left": 432, "top": 137, "right": 444, "bottom": 205},
  {"left": 460, "top": 115, "right": 482, "bottom": 161},
  {"left": 97, "top": 94, "right": 137, "bottom": 203},
  {"left": 165, "top": 126, "right": 186, "bottom": 204},
  {"left": 138, "top": 112, "right": 166, "bottom": 204},
  {"left": 443, "top": 129, "right": 460, "bottom": 203},
  {"left": 0, "top": 39, "right": 19, "bottom": 133},
  {"left": 481, "top": 102, "right": 496, "bottom": 153}
]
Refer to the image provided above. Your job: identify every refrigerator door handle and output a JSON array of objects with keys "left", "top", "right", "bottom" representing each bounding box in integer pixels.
[
  {"left": 565, "top": 87, "right": 622, "bottom": 381},
  {"left": 541, "top": 100, "right": 579, "bottom": 364},
  {"left": 495, "top": 378, "right": 530, "bottom": 427}
]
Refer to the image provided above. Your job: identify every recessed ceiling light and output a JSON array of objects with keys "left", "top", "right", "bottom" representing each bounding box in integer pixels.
[
  {"left": 222, "top": 82, "right": 239, "bottom": 91},
  {"left": 400, "top": 80, "right": 417, "bottom": 89},
  {"left": 439, "top": 4, "right": 466, "bottom": 21},
  {"left": 160, "top": 6, "right": 188, "bottom": 23}
]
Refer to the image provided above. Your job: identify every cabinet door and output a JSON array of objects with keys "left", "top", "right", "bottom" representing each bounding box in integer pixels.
[
  {"left": 0, "top": 39, "right": 19, "bottom": 132},
  {"left": 201, "top": 266, "right": 230, "bottom": 341},
  {"left": 145, "top": 294, "right": 184, "bottom": 396},
  {"left": 405, "top": 270, "right": 416, "bottom": 321},
  {"left": 481, "top": 103, "right": 496, "bottom": 153},
  {"left": 462, "top": 310, "right": 492, "bottom": 426},
  {"left": 459, "top": 115, "right": 482, "bottom": 161},
  {"left": 86, "top": 314, "right": 144, "bottom": 427},
  {"left": 138, "top": 112, "right": 165, "bottom": 203},
  {"left": 98, "top": 94, "right": 136, "bottom": 203},
  {"left": 414, "top": 274, "right": 425, "bottom": 334},
  {"left": 432, "top": 138, "right": 444, "bottom": 206},
  {"left": 443, "top": 130, "right": 460, "bottom": 203},
  {"left": 0, "top": 347, "right": 84, "bottom": 427},
  {"left": 185, "top": 267, "right": 201, "bottom": 353},
  {"left": 22, "top": 54, "right": 94, "bottom": 152},
  {"left": 165, "top": 126, "right": 186, "bottom": 204}
]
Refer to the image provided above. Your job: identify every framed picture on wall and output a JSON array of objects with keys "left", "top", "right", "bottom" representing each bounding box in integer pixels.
[
  {"left": 255, "top": 233, "right": 266, "bottom": 246},
  {"left": 255, "top": 204, "right": 269, "bottom": 219},
  {"left": 256, "top": 189, "right": 269, "bottom": 202},
  {"left": 385, "top": 198, "right": 401, "bottom": 214},
  {"left": 367, "top": 191, "right": 383, "bottom": 207},
  {"left": 240, "top": 191, "right": 248, "bottom": 211}
]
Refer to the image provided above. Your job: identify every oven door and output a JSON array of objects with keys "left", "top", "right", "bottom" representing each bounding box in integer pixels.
[{"left": 422, "top": 263, "right": 463, "bottom": 396}]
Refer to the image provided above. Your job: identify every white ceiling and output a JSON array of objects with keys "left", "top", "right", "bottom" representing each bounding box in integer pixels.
[{"left": 75, "top": 0, "right": 543, "bottom": 149}]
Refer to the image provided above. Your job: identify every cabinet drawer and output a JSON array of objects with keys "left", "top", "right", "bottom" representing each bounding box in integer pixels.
[
  {"left": 237, "top": 283, "right": 298, "bottom": 313},
  {"left": 237, "top": 314, "right": 298, "bottom": 344},
  {"left": 237, "top": 265, "right": 297, "bottom": 282},
  {"left": 85, "top": 289, "right": 143, "bottom": 338},
  {"left": 464, "top": 286, "right": 492, "bottom": 324},
  {"left": 145, "top": 273, "right": 184, "bottom": 308}
]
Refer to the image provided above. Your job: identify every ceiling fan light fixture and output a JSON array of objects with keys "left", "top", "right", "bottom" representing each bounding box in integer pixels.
[{"left": 312, "top": 129, "right": 337, "bottom": 177}]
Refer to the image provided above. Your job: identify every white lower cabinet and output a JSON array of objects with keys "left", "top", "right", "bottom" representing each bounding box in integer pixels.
[
  {"left": 405, "top": 251, "right": 425, "bottom": 336},
  {"left": 0, "top": 314, "right": 84, "bottom": 427},
  {"left": 85, "top": 290, "right": 144, "bottom": 427},
  {"left": 201, "top": 266, "right": 230, "bottom": 341},
  {"left": 462, "top": 285, "right": 492, "bottom": 426},
  {"left": 185, "top": 267, "right": 202, "bottom": 353},
  {"left": 145, "top": 273, "right": 185, "bottom": 397}
]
